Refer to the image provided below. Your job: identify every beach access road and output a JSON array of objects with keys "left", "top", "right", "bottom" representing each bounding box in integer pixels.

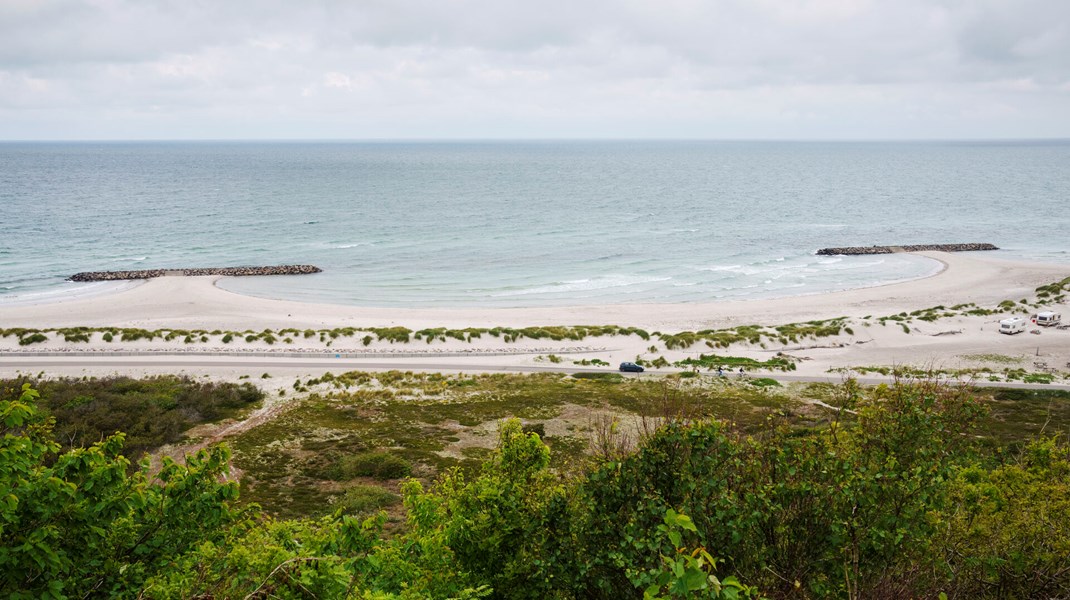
[{"left": 3, "top": 355, "right": 1067, "bottom": 392}]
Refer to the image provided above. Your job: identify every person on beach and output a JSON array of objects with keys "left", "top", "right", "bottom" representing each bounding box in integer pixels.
[
  {"left": 717, "top": 366, "right": 724, "bottom": 377},
  {"left": 738, "top": 367, "right": 745, "bottom": 378}
]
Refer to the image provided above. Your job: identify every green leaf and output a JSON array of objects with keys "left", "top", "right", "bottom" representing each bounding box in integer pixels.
[{"left": 682, "top": 567, "right": 708, "bottom": 591}]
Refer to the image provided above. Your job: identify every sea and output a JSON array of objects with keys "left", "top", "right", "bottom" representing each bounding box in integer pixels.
[{"left": 1, "top": 140, "right": 1068, "bottom": 308}]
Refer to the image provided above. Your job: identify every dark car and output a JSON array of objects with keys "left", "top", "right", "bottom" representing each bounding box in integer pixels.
[{"left": 619, "top": 362, "right": 645, "bottom": 373}]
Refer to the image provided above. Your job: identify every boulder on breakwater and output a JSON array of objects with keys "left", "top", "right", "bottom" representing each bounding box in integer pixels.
[
  {"left": 815, "top": 243, "right": 999, "bottom": 256},
  {"left": 67, "top": 265, "right": 322, "bottom": 282}
]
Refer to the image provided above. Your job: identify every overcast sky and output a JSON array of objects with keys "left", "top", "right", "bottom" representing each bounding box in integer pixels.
[{"left": 1, "top": 0, "right": 1068, "bottom": 140}]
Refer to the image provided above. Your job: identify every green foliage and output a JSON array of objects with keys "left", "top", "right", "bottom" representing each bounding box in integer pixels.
[
  {"left": 330, "top": 451, "right": 413, "bottom": 480},
  {"left": 571, "top": 372, "right": 624, "bottom": 383},
  {"left": 675, "top": 353, "right": 796, "bottom": 372},
  {"left": 374, "top": 327, "right": 413, "bottom": 344},
  {"left": 17, "top": 332, "right": 48, "bottom": 346},
  {"left": 0, "top": 384, "right": 243, "bottom": 598},
  {"left": 632, "top": 509, "right": 757, "bottom": 600},
  {"left": 144, "top": 513, "right": 391, "bottom": 599},
  {"left": 61, "top": 329, "right": 91, "bottom": 343},
  {"left": 2, "top": 376, "right": 263, "bottom": 458},
  {"left": 573, "top": 358, "right": 611, "bottom": 367},
  {"left": 938, "top": 438, "right": 1070, "bottom": 597},
  {"left": 1022, "top": 372, "right": 1054, "bottom": 384},
  {"left": 334, "top": 484, "right": 402, "bottom": 515},
  {"left": 578, "top": 380, "right": 986, "bottom": 598},
  {"left": 658, "top": 320, "right": 847, "bottom": 350},
  {"left": 401, "top": 419, "right": 575, "bottom": 599},
  {"left": 8, "top": 376, "right": 1070, "bottom": 599},
  {"left": 1034, "top": 275, "right": 1070, "bottom": 302}
]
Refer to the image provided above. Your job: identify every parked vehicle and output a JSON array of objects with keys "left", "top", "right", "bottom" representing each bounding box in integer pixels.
[
  {"left": 619, "top": 362, "right": 645, "bottom": 373},
  {"left": 999, "top": 316, "right": 1027, "bottom": 335},
  {"left": 1034, "top": 311, "right": 1062, "bottom": 327}
]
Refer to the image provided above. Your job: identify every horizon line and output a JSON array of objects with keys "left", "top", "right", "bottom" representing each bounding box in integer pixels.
[{"left": 2, "top": 136, "right": 1069, "bottom": 144}]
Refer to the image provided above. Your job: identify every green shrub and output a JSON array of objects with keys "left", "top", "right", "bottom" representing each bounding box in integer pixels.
[
  {"left": 571, "top": 372, "right": 624, "bottom": 383},
  {"left": 333, "top": 484, "right": 401, "bottom": 515},
  {"left": 674, "top": 353, "right": 796, "bottom": 371},
  {"left": 3, "top": 376, "right": 264, "bottom": 459},
  {"left": 18, "top": 332, "right": 48, "bottom": 346},
  {"left": 939, "top": 438, "right": 1070, "bottom": 597},
  {"left": 573, "top": 358, "right": 610, "bottom": 367},
  {"left": 330, "top": 451, "right": 412, "bottom": 480},
  {"left": 749, "top": 377, "right": 781, "bottom": 388}
]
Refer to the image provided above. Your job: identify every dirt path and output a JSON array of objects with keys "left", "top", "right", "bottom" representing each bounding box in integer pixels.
[{"left": 149, "top": 392, "right": 298, "bottom": 481}]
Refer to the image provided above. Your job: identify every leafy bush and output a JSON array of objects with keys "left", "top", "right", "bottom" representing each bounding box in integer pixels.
[
  {"left": 2, "top": 376, "right": 263, "bottom": 458},
  {"left": 675, "top": 353, "right": 796, "bottom": 371},
  {"left": 333, "top": 484, "right": 401, "bottom": 515},
  {"left": 578, "top": 380, "right": 986, "bottom": 598},
  {"left": 7, "top": 378, "right": 1070, "bottom": 599},
  {"left": 938, "top": 438, "right": 1070, "bottom": 597},
  {"left": 0, "top": 384, "right": 242, "bottom": 598},
  {"left": 18, "top": 332, "right": 47, "bottom": 346},
  {"left": 329, "top": 451, "right": 412, "bottom": 480}
]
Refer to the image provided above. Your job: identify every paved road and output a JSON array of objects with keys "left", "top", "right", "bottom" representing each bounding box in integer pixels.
[{"left": 3, "top": 356, "right": 1069, "bottom": 391}]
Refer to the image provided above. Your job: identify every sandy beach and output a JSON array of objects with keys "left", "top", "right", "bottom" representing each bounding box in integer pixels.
[{"left": 3, "top": 251, "right": 1069, "bottom": 381}]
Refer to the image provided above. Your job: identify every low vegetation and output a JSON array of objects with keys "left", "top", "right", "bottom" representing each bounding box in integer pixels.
[
  {"left": 0, "top": 376, "right": 263, "bottom": 459},
  {"left": 230, "top": 371, "right": 811, "bottom": 518},
  {"left": 674, "top": 353, "right": 797, "bottom": 371},
  {"left": 5, "top": 377, "right": 1070, "bottom": 598},
  {"left": 831, "top": 364, "right": 1067, "bottom": 385}
]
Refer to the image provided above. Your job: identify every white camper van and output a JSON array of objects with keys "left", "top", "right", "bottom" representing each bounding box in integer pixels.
[
  {"left": 1034, "top": 311, "right": 1062, "bottom": 327},
  {"left": 999, "top": 316, "right": 1027, "bottom": 335}
]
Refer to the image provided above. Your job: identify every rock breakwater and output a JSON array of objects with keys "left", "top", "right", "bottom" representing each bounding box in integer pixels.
[
  {"left": 816, "top": 243, "right": 999, "bottom": 256},
  {"left": 68, "top": 265, "right": 322, "bottom": 282}
]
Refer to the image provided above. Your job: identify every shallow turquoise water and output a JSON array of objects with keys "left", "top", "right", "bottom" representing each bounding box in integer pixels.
[{"left": 1, "top": 140, "right": 1067, "bottom": 307}]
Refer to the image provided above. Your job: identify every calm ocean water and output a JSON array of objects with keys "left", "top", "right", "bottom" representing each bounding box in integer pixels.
[{"left": 1, "top": 141, "right": 1068, "bottom": 308}]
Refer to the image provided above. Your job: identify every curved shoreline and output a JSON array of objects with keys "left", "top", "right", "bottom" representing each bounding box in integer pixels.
[
  {"left": 2, "top": 251, "right": 1063, "bottom": 333},
  {"left": 212, "top": 253, "right": 950, "bottom": 310},
  {"left": 0, "top": 279, "right": 147, "bottom": 308}
]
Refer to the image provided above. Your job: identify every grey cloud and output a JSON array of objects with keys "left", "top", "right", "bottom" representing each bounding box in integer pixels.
[
  {"left": 0, "top": 0, "right": 1067, "bottom": 139},
  {"left": 956, "top": 0, "right": 1070, "bottom": 81}
]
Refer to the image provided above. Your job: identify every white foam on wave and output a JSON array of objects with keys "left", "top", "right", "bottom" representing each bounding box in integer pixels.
[
  {"left": 490, "top": 274, "right": 672, "bottom": 297},
  {"left": 0, "top": 280, "right": 143, "bottom": 307},
  {"left": 111, "top": 256, "right": 148, "bottom": 262}
]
